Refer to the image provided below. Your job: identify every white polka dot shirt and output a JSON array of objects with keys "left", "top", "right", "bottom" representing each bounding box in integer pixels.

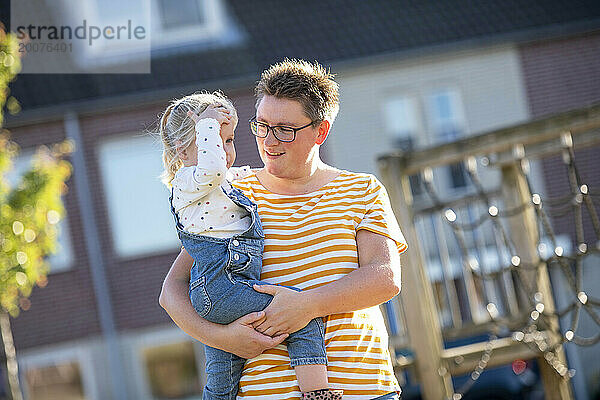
[{"left": 171, "top": 118, "right": 252, "bottom": 238}]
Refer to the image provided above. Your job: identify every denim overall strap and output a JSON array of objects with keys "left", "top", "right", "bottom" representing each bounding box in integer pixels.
[
  {"left": 169, "top": 187, "right": 184, "bottom": 231},
  {"left": 169, "top": 182, "right": 263, "bottom": 241},
  {"left": 220, "top": 184, "right": 264, "bottom": 240}
]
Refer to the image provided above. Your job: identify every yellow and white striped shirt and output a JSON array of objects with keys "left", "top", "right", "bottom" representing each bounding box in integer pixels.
[{"left": 232, "top": 170, "right": 407, "bottom": 400}]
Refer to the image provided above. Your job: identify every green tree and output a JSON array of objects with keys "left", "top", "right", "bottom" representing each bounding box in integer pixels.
[{"left": 0, "top": 27, "right": 72, "bottom": 400}]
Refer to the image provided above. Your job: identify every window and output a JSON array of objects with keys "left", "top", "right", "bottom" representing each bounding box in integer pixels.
[
  {"left": 5, "top": 150, "right": 73, "bottom": 273},
  {"left": 25, "top": 0, "right": 153, "bottom": 73},
  {"left": 98, "top": 134, "right": 180, "bottom": 258},
  {"left": 143, "top": 341, "right": 203, "bottom": 399},
  {"left": 383, "top": 89, "right": 471, "bottom": 194},
  {"left": 150, "top": 0, "right": 241, "bottom": 53},
  {"left": 129, "top": 328, "right": 205, "bottom": 399},
  {"left": 24, "top": 362, "right": 86, "bottom": 400},
  {"left": 383, "top": 95, "right": 423, "bottom": 195},
  {"left": 383, "top": 96, "right": 420, "bottom": 150},
  {"left": 23, "top": 0, "right": 238, "bottom": 72},
  {"left": 19, "top": 346, "right": 95, "bottom": 400},
  {"left": 158, "top": 0, "right": 206, "bottom": 29},
  {"left": 426, "top": 89, "right": 469, "bottom": 188}
]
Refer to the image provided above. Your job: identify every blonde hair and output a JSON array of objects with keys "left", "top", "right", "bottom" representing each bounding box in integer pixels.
[
  {"left": 158, "top": 91, "right": 236, "bottom": 186},
  {"left": 255, "top": 59, "right": 339, "bottom": 123}
]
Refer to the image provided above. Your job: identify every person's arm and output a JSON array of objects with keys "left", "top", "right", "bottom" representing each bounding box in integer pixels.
[
  {"left": 171, "top": 105, "right": 234, "bottom": 211},
  {"left": 159, "top": 248, "right": 288, "bottom": 358},
  {"left": 191, "top": 117, "right": 229, "bottom": 183},
  {"left": 172, "top": 117, "right": 227, "bottom": 201},
  {"left": 253, "top": 229, "right": 401, "bottom": 336},
  {"left": 226, "top": 166, "right": 253, "bottom": 181}
]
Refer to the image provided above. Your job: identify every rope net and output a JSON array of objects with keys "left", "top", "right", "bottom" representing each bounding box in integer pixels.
[{"left": 391, "top": 132, "right": 599, "bottom": 399}]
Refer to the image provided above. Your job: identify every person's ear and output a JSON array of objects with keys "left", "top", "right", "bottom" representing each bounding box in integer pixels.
[
  {"left": 315, "top": 120, "right": 330, "bottom": 145},
  {"left": 175, "top": 140, "right": 189, "bottom": 161}
]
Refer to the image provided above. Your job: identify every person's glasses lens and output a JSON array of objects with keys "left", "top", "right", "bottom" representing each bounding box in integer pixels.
[
  {"left": 250, "top": 120, "right": 264, "bottom": 137},
  {"left": 256, "top": 122, "right": 269, "bottom": 137},
  {"left": 249, "top": 119, "right": 297, "bottom": 142},
  {"left": 273, "top": 127, "right": 295, "bottom": 142}
]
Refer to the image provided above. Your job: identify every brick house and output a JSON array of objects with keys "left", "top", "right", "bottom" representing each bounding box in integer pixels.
[{"left": 1, "top": 1, "right": 599, "bottom": 399}]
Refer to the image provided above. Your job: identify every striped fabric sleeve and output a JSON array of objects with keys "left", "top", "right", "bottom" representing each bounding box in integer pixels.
[{"left": 357, "top": 175, "right": 408, "bottom": 254}]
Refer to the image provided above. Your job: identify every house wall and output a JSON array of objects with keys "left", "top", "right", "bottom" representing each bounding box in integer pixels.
[
  {"left": 325, "top": 45, "right": 531, "bottom": 177},
  {"left": 7, "top": 88, "right": 260, "bottom": 399},
  {"left": 5, "top": 31, "right": 599, "bottom": 399},
  {"left": 520, "top": 30, "right": 600, "bottom": 246},
  {"left": 8, "top": 121, "right": 102, "bottom": 348},
  {"left": 519, "top": 30, "right": 600, "bottom": 398}
]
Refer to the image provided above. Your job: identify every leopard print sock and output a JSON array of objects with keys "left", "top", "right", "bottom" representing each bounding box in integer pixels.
[{"left": 302, "top": 388, "right": 344, "bottom": 399}]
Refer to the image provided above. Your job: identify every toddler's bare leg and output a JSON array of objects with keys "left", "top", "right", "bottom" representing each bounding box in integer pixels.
[{"left": 294, "top": 364, "right": 328, "bottom": 392}]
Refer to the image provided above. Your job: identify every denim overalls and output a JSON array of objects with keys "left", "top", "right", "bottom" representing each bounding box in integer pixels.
[{"left": 170, "top": 182, "right": 327, "bottom": 400}]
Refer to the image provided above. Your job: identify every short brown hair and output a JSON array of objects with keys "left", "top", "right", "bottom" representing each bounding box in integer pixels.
[{"left": 255, "top": 59, "right": 339, "bottom": 123}]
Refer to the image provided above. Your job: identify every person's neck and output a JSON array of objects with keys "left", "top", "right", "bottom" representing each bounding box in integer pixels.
[{"left": 257, "top": 160, "right": 340, "bottom": 195}]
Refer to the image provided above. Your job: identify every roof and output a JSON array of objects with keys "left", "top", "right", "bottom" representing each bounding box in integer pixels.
[{"left": 4, "top": 0, "right": 600, "bottom": 118}]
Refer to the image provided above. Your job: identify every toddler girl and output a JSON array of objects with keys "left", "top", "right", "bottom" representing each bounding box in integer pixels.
[{"left": 158, "top": 92, "right": 343, "bottom": 400}]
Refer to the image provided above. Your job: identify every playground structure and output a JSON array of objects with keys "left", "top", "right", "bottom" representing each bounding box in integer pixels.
[{"left": 378, "top": 104, "right": 600, "bottom": 400}]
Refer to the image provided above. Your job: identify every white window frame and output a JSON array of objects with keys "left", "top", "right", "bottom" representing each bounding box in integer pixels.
[
  {"left": 151, "top": 0, "right": 229, "bottom": 49},
  {"left": 425, "top": 87, "right": 468, "bottom": 144},
  {"left": 126, "top": 327, "right": 205, "bottom": 400},
  {"left": 383, "top": 93, "right": 429, "bottom": 197},
  {"left": 383, "top": 94, "right": 425, "bottom": 150},
  {"left": 45, "top": 0, "right": 152, "bottom": 70},
  {"left": 18, "top": 344, "right": 98, "bottom": 400},
  {"left": 424, "top": 87, "right": 471, "bottom": 193},
  {"left": 97, "top": 133, "right": 180, "bottom": 259},
  {"left": 42, "top": 0, "right": 240, "bottom": 71}
]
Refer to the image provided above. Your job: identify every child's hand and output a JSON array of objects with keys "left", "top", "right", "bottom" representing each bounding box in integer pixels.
[{"left": 187, "top": 104, "right": 233, "bottom": 126}]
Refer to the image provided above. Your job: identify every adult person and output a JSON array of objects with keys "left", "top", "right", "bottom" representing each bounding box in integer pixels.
[{"left": 160, "top": 59, "right": 407, "bottom": 400}]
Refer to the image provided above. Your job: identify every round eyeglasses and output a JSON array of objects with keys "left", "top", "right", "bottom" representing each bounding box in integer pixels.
[{"left": 249, "top": 116, "right": 316, "bottom": 143}]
